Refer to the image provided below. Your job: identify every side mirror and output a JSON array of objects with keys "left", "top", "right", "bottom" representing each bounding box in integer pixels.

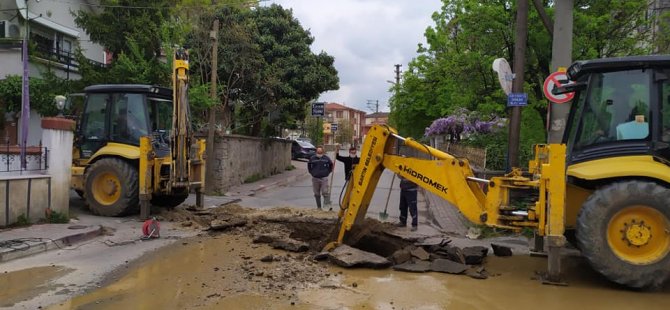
[{"left": 552, "top": 81, "right": 587, "bottom": 95}]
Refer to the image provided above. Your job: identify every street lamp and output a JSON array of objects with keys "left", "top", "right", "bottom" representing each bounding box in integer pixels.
[{"left": 54, "top": 95, "right": 66, "bottom": 116}]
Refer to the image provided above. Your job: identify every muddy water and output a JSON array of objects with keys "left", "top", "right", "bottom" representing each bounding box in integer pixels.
[
  {"left": 0, "top": 266, "right": 73, "bottom": 307},
  {"left": 301, "top": 256, "right": 670, "bottom": 309},
  {"left": 48, "top": 234, "right": 669, "bottom": 310}
]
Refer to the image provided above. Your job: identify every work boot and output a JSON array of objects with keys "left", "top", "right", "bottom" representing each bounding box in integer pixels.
[
  {"left": 396, "top": 222, "right": 406, "bottom": 227},
  {"left": 411, "top": 226, "right": 418, "bottom": 232},
  {"left": 315, "top": 196, "right": 322, "bottom": 210}
]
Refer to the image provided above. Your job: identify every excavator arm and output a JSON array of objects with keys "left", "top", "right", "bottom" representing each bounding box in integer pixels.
[{"left": 330, "top": 124, "right": 567, "bottom": 282}]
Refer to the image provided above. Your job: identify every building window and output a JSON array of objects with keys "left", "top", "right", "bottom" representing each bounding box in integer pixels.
[{"left": 336, "top": 111, "right": 343, "bottom": 118}]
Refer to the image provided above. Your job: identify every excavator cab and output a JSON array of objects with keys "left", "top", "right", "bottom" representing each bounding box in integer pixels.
[{"left": 558, "top": 56, "right": 670, "bottom": 289}]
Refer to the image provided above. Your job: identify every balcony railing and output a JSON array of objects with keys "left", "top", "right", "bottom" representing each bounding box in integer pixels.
[{"left": 32, "top": 43, "right": 106, "bottom": 74}]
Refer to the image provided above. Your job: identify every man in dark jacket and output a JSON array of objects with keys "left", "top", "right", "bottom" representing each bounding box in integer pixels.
[
  {"left": 397, "top": 175, "right": 419, "bottom": 231},
  {"left": 335, "top": 144, "right": 359, "bottom": 181},
  {"left": 308, "top": 146, "right": 333, "bottom": 210}
]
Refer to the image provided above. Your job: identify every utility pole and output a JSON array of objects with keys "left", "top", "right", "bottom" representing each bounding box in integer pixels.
[
  {"left": 547, "top": 0, "right": 574, "bottom": 143},
  {"left": 205, "top": 18, "right": 219, "bottom": 194},
  {"left": 394, "top": 64, "right": 402, "bottom": 86},
  {"left": 366, "top": 99, "right": 379, "bottom": 113},
  {"left": 508, "top": 0, "right": 529, "bottom": 170},
  {"left": 20, "top": 0, "right": 30, "bottom": 169}
]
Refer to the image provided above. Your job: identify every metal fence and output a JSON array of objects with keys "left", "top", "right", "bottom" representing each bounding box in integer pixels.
[{"left": 0, "top": 144, "right": 49, "bottom": 173}]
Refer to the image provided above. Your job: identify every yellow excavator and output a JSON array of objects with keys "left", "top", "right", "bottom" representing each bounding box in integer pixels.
[
  {"left": 329, "top": 56, "right": 670, "bottom": 289},
  {"left": 70, "top": 48, "right": 206, "bottom": 218}
]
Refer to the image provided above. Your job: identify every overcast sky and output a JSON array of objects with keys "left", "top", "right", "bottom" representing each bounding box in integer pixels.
[{"left": 266, "top": 0, "right": 442, "bottom": 113}]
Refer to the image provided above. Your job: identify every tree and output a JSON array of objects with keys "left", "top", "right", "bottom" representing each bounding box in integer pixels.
[
  {"left": 74, "top": 0, "right": 174, "bottom": 61},
  {"left": 335, "top": 121, "right": 354, "bottom": 145},
  {"left": 189, "top": 4, "right": 339, "bottom": 137},
  {"left": 390, "top": 0, "right": 655, "bottom": 164},
  {"left": 305, "top": 116, "right": 324, "bottom": 147}
]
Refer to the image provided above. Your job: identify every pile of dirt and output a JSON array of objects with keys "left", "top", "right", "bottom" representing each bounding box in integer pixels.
[{"left": 159, "top": 204, "right": 495, "bottom": 281}]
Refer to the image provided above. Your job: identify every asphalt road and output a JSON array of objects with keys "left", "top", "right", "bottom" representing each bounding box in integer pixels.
[{"left": 238, "top": 150, "right": 405, "bottom": 222}]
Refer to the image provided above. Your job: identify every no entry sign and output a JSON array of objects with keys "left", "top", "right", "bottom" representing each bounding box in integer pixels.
[{"left": 543, "top": 71, "right": 574, "bottom": 104}]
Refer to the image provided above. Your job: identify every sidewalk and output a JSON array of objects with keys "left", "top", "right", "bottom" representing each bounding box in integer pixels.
[
  {"left": 0, "top": 222, "right": 102, "bottom": 263},
  {"left": 422, "top": 189, "right": 469, "bottom": 236},
  {"left": 224, "top": 164, "right": 309, "bottom": 196}
]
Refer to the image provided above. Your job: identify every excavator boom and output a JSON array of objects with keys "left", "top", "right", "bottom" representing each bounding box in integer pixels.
[{"left": 331, "top": 124, "right": 567, "bottom": 282}]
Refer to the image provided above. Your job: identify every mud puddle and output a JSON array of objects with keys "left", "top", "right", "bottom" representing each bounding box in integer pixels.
[
  {"left": 45, "top": 205, "right": 670, "bottom": 309},
  {"left": 299, "top": 255, "right": 670, "bottom": 310},
  {"left": 0, "top": 266, "right": 73, "bottom": 307}
]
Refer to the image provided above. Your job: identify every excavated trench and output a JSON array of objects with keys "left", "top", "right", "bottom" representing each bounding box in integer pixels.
[{"left": 158, "top": 204, "right": 411, "bottom": 259}]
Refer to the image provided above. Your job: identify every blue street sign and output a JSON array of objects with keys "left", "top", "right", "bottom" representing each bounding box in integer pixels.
[
  {"left": 331, "top": 123, "right": 338, "bottom": 131},
  {"left": 311, "top": 102, "right": 325, "bottom": 116},
  {"left": 507, "top": 93, "right": 528, "bottom": 107}
]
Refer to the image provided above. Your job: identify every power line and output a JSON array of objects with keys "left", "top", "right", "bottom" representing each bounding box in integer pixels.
[{"left": 36, "top": 0, "right": 268, "bottom": 10}]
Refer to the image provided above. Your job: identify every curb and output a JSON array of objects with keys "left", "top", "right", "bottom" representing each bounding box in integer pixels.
[{"left": 0, "top": 225, "right": 103, "bottom": 263}]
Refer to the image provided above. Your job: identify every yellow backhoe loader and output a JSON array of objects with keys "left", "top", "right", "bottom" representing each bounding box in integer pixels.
[
  {"left": 70, "top": 48, "right": 206, "bottom": 218},
  {"left": 329, "top": 56, "right": 670, "bottom": 289}
]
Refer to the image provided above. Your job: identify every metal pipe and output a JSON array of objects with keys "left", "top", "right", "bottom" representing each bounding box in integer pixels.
[
  {"left": 466, "top": 176, "right": 490, "bottom": 184},
  {"left": 511, "top": 210, "right": 529, "bottom": 217}
]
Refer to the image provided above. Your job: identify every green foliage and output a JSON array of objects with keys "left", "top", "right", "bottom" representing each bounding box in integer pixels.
[
  {"left": 15, "top": 214, "right": 30, "bottom": 227},
  {"left": 285, "top": 165, "right": 296, "bottom": 171},
  {"left": 75, "top": 39, "right": 170, "bottom": 86},
  {"left": 244, "top": 173, "right": 264, "bottom": 183},
  {"left": 46, "top": 210, "right": 70, "bottom": 224},
  {"left": 305, "top": 116, "right": 324, "bottom": 147},
  {"left": 188, "top": 5, "right": 339, "bottom": 137},
  {"left": 0, "top": 70, "right": 73, "bottom": 117},
  {"left": 391, "top": 0, "right": 654, "bottom": 150},
  {"left": 334, "top": 121, "right": 354, "bottom": 145},
  {"left": 74, "top": 0, "right": 173, "bottom": 60}
]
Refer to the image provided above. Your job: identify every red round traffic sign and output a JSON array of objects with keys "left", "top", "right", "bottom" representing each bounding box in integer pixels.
[{"left": 543, "top": 71, "right": 574, "bottom": 104}]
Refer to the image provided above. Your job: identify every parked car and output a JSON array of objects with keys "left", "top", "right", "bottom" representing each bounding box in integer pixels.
[
  {"left": 291, "top": 140, "right": 316, "bottom": 160},
  {"left": 296, "top": 137, "right": 312, "bottom": 144}
]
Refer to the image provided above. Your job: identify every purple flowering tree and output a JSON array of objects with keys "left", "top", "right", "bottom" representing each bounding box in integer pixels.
[{"left": 425, "top": 108, "right": 506, "bottom": 143}]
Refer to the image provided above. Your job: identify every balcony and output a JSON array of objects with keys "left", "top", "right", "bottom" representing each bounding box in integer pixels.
[{"left": 32, "top": 42, "right": 106, "bottom": 77}]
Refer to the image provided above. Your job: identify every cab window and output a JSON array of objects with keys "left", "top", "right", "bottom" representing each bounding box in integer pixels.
[{"left": 573, "top": 69, "right": 650, "bottom": 149}]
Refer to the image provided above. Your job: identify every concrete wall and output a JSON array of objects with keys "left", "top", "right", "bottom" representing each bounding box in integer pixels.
[
  {"left": 41, "top": 118, "right": 74, "bottom": 216},
  {"left": 0, "top": 175, "right": 51, "bottom": 227},
  {"left": 209, "top": 135, "right": 292, "bottom": 193}
]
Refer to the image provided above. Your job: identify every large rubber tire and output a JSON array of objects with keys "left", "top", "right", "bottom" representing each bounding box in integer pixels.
[
  {"left": 84, "top": 158, "right": 139, "bottom": 217},
  {"left": 576, "top": 181, "right": 670, "bottom": 289},
  {"left": 151, "top": 192, "right": 189, "bottom": 209}
]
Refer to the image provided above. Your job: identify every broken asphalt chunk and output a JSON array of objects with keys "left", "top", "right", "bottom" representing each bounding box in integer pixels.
[
  {"left": 392, "top": 261, "right": 432, "bottom": 273},
  {"left": 391, "top": 249, "right": 412, "bottom": 265},
  {"left": 462, "top": 246, "right": 488, "bottom": 265},
  {"left": 491, "top": 243, "right": 513, "bottom": 257},
  {"left": 430, "top": 259, "right": 468, "bottom": 274},
  {"left": 410, "top": 247, "right": 431, "bottom": 261},
  {"left": 209, "top": 218, "right": 247, "bottom": 231},
  {"left": 328, "top": 245, "right": 391, "bottom": 268},
  {"left": 253, "top": 234, "right": 281, "bottom": 244},
  {"left": 271, "top": 239, "right": 309, "bottom": 252}
]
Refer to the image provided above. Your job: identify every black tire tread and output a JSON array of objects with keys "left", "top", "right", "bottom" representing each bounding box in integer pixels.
[
  {"left": 84, "top": 158, "right": 139, "bottom": 217},
  {"left": 576, "top": 181, "right": 670, "bottom": 289}
]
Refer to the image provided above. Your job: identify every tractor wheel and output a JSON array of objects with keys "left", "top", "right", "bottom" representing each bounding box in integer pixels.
[
  {"left": 151, "top": 192, "right": 189, "bottom": 209},
  {"left": 84, "top": 158, "right": 139, "bottom": 217},
  {"left": 576, "top": 181, "right": 670, "bottom": 289}
]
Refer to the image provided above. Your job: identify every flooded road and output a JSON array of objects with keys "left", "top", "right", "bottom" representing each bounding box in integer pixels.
[
  {"left": 42, "top": 233, "right": 668, "bottom": 310},
  {"left": 0, "top": 266, "right": 73, "bottom": 308}
]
